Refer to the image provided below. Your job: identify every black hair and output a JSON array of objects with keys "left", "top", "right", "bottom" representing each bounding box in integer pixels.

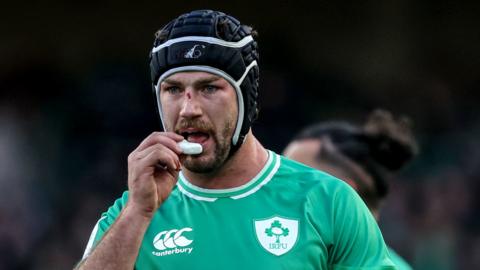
[{"left": 294, "top": 109, "right": 418, "bottom": 209}]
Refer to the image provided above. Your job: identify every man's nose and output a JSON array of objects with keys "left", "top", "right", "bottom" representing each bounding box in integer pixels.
[{"left": 179, "top": 88, "right": 202, "bottom": 118}]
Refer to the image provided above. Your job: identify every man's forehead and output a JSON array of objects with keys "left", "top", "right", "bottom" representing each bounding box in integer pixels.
[{"left": 162, "top": 71, "right": 223, "bottom": 85}]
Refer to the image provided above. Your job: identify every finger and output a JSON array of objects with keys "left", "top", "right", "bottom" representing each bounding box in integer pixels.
[
  {"left": 134, "top": 132, "right": 184, "bottom": 154},
  {"left": 134, "top": 143, "right": 180, "bottom": 162},
  {"left": 154, "top": 168, "right": 179, "bottom": 206},
  {"left": 159, "top": 167, "right": 180, "bottom": 185},
  {"left": 137, "top": 147, "right": 180, "bottom": 172}
]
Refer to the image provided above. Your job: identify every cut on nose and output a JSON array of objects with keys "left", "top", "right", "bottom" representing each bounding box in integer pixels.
[{"left": 180, "top": 95, "right": 202, "bottom": 117}]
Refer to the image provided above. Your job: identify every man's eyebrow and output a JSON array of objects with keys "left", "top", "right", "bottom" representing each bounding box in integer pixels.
[
  {"left": 193, "top": 76, "right": 222, "bottom": 87},
  {"left": 161, "top": 76, "right": 222, "bottom": 86},
  {"left": 162, "top": 78, "right": 181, "bottom": 85}
]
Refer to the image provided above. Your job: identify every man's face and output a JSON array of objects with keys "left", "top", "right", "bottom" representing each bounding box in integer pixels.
[{"left": 159, "top": 71, "right": 238, "bottom": 173}]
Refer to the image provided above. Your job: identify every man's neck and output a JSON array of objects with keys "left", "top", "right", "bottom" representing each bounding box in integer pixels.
[{"left": 182, "top": 132, "right": 268, "bottom": 189}]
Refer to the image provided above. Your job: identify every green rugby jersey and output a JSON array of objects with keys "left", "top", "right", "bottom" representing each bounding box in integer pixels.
[
  {"left": 83, "top": 150, "right": 396, "bottom": 269},
  {"left": 387, "top": 247, "right": 412, "bottom": 270}
]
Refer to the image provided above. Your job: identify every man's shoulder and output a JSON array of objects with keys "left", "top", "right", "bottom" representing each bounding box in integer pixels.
[
  {"left": 268, "top": 152, "right": 364, "bottom": 224},
  {"left": 104, "top": 191, "right": 130, "bottom": 215},
  {"left": 276, "top": 153, "right": 344, "bottom": 184},
  {"left": 270, "top": 152, "right": 352, "bottom": 196}
]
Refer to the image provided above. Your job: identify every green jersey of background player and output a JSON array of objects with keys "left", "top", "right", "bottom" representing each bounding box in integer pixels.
[{"left": 76, "top": 10, "right": 397, "bottom": 270}]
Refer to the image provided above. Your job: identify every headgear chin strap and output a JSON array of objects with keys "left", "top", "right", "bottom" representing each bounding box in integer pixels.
[{"left": 149, "top": 10, "right": 260, "bottom": 155}]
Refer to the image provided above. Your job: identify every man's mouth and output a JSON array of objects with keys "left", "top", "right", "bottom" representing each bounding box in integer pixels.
[{"left": 179, "top": 129, "right": 210, "bottom": 144}]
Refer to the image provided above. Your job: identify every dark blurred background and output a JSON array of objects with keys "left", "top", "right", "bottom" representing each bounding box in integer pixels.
[{"left": 1, "top": 1, "right": 479, "bottom": 269}]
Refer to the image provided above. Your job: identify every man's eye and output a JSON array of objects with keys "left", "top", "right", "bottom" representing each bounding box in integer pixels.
[
  {"left": 164, "top": 86, "right": 181, "bottom": 94},
  {"left": 203, "top": 85, "right": 218, "bottom": 93}
]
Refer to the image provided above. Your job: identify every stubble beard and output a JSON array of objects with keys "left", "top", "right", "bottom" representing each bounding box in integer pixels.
[{"left": 183, "top": 116, "right": 235, "bottom": 174}]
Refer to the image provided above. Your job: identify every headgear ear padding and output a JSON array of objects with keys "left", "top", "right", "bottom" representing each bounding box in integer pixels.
[{"left": 149, "top": 10, "right": 259, "bottom": 152}]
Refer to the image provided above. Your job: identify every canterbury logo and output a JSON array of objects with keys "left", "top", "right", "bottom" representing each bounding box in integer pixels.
[
  {"left": 153, "top": 227, "right": 193, "bottom": 250},
  {"left": 184, "top": 44, "right": 205, "bottom": 59}
]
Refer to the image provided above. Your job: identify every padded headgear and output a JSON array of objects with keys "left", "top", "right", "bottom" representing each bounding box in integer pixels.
[{"left": 149, "top": 10, "right": 260, "bottom": 153}]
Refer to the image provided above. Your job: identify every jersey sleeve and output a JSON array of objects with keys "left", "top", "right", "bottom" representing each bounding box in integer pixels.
[
  {"left": 387, "top": 247, "right": 413, "bottom": 270},
  {"left": 81, "top": 191, "right": 129, "bottom": 259},
  {"left": 330, "top": 183, "right": 396, "bottom": 269}
]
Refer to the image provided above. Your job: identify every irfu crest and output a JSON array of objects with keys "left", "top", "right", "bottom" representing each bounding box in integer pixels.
[
  {"left": 254, "top": 216, "right": 299, "bottom": 256},
  {"left": 265, "top": 220, "right": 289, "bottom": 244}
]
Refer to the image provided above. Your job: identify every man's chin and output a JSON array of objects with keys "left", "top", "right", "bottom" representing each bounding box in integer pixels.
[
  {"left": 182, "top": 139, "right": 231, "bottom": 174},
  {"left": 183, "top": 162, "right": 217, "bottom": 174},
  {"left": 183, "top": 156, "right": 219, "bottom": 174}
]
